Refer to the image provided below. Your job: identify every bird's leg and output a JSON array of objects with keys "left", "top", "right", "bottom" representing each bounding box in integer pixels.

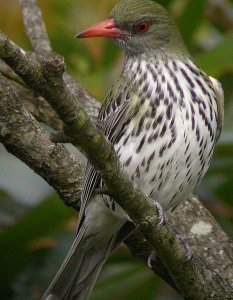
[
  {"left": 147, "top": 202, "right": 165, "bottom": 268},
  {"left": 148, "top": 203, "right": 193, "bottom": 267},
  {"left": 154, "top": 201, "right": 165, "bottom": 232},
  {"left": 167, "top": 221, "right": 193, "bottom": 262},
  {"left": 147, "top": 232, "right": 193, "bottom": 269}
]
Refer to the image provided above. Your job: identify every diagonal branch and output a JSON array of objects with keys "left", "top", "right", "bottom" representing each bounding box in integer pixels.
[
  {"left": 19, "top": 0, "right": 101, "bottom": 123},
  {"left": 0, "top": 59, "right": 27, "bottom": 87},
  {"left": 19, "top": 0, "right": 52, "bottom": 54},
  {"left": 0, "top": 72, "right": 84, "bottom": 209},
  {"left": 0, "top": 31, "right": 232, "bottom": 299}
]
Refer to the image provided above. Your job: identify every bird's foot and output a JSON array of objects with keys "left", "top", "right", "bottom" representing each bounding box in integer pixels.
[
  {"left": 154, "top": 202, "right": 165, "bottom": 232},
  {"left": 147, "top": 250, "right": 157, "bottom": 269},
  {"left": 176, "top": 234, "right": 193, "bottom": 262},
  {"left": 139, "top": 202, "right": 165, "bottom": 233}
]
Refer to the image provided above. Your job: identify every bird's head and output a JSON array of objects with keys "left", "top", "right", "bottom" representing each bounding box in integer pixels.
[{"left": 76, "top": 0, "right": 187, "bottom": 57}]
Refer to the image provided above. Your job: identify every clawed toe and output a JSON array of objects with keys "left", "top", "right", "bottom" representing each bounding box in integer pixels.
[
  {"left": 154, "top": 202, "right": 165, "bottom": 232},
  {"left": 147, "top": 250, "right": 157, "bottom": 269},
  {"left": 177, "top": 234, "right": 193, "bottom": 261}
]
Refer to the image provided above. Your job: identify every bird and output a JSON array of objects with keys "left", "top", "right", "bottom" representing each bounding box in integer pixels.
[{"left": 42, "top": 0, "right": 224, "bottom": 299}]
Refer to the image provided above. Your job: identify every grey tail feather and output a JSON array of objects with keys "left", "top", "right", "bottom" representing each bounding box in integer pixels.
[{"left": 42, "top": 224, "right": 117, "bottom": 300}]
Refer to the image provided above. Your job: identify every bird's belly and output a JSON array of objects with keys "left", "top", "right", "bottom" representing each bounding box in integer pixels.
[{"left": 116, "top": 111, "right": 215, "bottom": 210}]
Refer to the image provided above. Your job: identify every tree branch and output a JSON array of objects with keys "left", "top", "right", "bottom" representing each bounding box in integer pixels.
[
  {"left": 0, "top": 72, "right": 84, "bottom": 209},
  {"left": 0, "top": 59, "right": 62, "bottom": 130},
  {"left": 0, "top": 60, "right": 27, "bottom": 87},
  {"left": 126, "top": 197, "right": 233, "bottom": 294},
  {"left": 169, "top": 197, "right": 233, "bottom": 287},
  {"left": 19, "top": 0, "right": 52, "bottom": 54},
  {"left": 0, "top": 30, "right": 232, "bottom": 299},
  {"left": 18, "top": 0, "right": 100, "bottom": 124}
]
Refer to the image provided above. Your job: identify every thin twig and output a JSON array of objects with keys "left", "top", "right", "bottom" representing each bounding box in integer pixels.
[
  {"left": 18, "top": 0, "right": 100, "bottom": 122},
  {"left": 0, "top": 72, "right": 84, "bottom": 209},
  {"left": 0, "top": 60, "right": 27, "bottom": 87},
  {"left": 19, "top": 0, "right": 52, "bottom": 54}
]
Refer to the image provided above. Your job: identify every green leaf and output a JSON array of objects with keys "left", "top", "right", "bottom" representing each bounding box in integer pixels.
[
  {"left": 153, "top": 0, "right": 173, "bottom": 9},
  {"left": 177, "top": 0, "right": 207, "bottom": 47},
  {"left": 0, "top": 195, "right": 74, "bottom": 287},
  {"left": 0, "top": 190, "right": 27, "bottom": 227},
  {"left": 92, "top": 262, "right": 158, "bottom": 300},
  {"left": 196, "top": 33, "right": 233, "bottom": 77}
]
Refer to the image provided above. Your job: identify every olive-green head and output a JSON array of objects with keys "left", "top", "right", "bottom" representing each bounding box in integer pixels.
[
  {"left": 110, "top": 0, "right": 187, "bottom": 56},
  {"left": 77, "top": 0, "right": 189, "bottom": 58}
]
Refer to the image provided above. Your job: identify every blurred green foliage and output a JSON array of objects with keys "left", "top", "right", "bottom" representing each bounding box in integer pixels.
[{"left": 0, "top": 0, "right": 232, "bottom": 299}]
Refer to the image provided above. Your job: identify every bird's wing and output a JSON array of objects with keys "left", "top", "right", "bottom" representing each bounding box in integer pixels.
[
  {"left": 209, "top": 76, "right": 224, "bottom": 143},
  {"left": 79, "top": 78, "right": 136, "bottom": 218}
]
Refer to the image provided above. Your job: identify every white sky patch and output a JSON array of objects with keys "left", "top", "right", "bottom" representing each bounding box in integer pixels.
[{"left": 190, "top": 221, "right": 213, "bottom": 236}]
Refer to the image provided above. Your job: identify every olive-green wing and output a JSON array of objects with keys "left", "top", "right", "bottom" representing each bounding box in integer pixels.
[
  {"left": 98, "top": 78, "right": 136, "bottom": 141},
  {"left": 79, "top": 79, "right": 136, "bottom": 217}
]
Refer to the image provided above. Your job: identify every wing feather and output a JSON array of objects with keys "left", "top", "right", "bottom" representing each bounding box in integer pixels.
[{"left": 80, "top": 79, "right": 135, "bottom": 216}]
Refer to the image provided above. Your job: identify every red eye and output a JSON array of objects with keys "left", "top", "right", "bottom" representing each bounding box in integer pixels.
[{"left": 136, "top": 22, "right": 149, "bottom": 33}]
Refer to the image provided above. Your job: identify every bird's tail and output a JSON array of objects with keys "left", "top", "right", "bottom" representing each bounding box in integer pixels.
[{"left": 42, "top": 223, "right": 117, "bottom": 300}]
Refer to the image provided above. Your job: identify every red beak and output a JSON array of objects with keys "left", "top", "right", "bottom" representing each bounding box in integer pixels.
[{"left": 75, "top": 18, "right": 124, "bottom": 38}]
